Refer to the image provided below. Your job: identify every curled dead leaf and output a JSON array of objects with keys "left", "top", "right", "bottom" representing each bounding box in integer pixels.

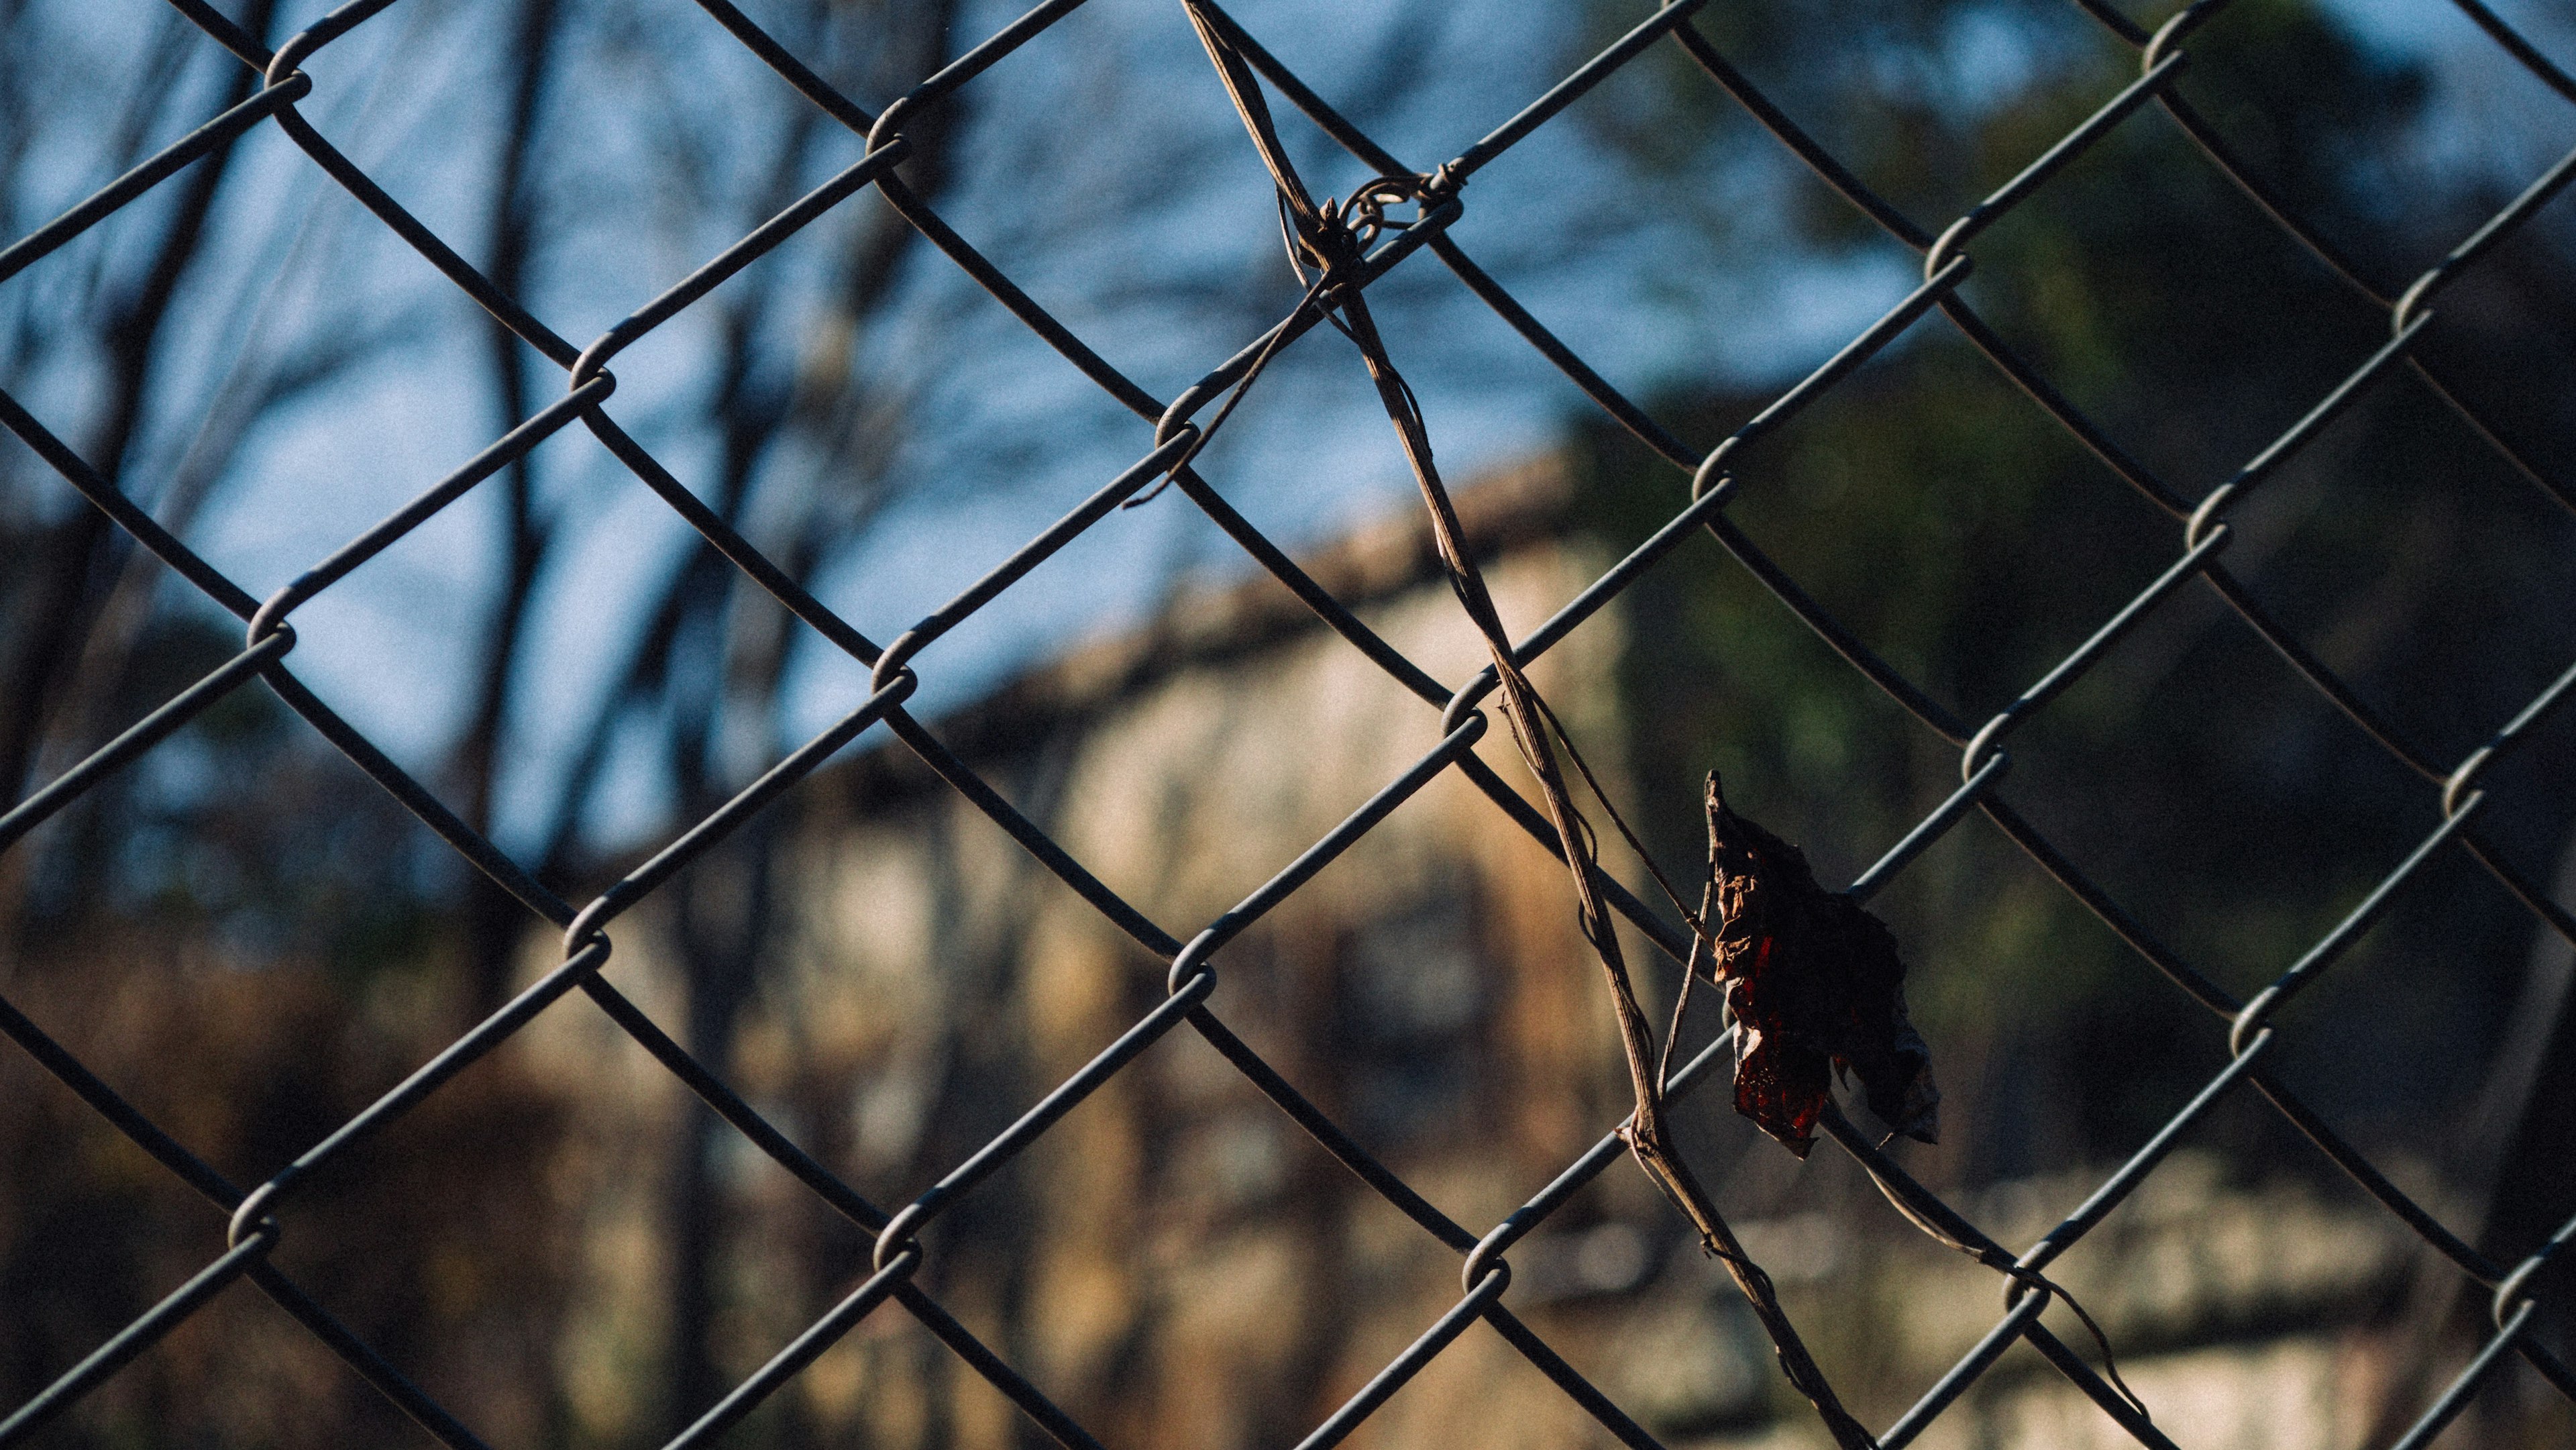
[{"left": 1701, "top": 772, "right": 1939, "bottom": 1157}]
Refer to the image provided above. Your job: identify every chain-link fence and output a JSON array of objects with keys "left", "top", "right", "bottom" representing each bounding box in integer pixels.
[{"left": 4, "top": 0, "right": 2574, "bottom": 1446}]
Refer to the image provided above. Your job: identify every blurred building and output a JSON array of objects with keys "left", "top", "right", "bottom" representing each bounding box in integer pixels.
[{"left": 506, "top": 456, "right": 2498, "bottom": 1450}]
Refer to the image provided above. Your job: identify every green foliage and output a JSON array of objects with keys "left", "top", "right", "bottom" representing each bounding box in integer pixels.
[{"left": 1568, "top": 0, "right": 2576, "bottom": 1178}]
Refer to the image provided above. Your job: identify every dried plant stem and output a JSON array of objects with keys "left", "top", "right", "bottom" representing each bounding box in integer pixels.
[
  {"left": 1334, "top": 281, "right": 1878, "bottom": 1450},
  {"left": 1180, "top": 24, "right": 1876, "bottom": 1437}
]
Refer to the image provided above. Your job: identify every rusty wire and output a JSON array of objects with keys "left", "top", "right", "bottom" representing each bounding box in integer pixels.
[{"left": 5, "top": 0, "right": 2576, "bottom": 1447}]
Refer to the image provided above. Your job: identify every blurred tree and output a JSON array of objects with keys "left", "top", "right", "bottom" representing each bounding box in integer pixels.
[
  {"left": 0, "top": 0, "right": 1032, "bottom": 1434},
  {"left": 1563, "top": 0, "right": 2576, "bottom": 1424},
  {"left": 0, "top": 0, "right": 1469, "bottom": 1441}
]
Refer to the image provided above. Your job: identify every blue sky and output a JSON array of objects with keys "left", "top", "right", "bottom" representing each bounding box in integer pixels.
[{"left": 9, "top": 0, "right": 2572, "bottom": 858}]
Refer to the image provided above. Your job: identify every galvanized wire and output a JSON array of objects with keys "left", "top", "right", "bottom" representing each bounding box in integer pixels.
[{"left": 5, "top": 1, "right": 2575, "bottom": 1447}]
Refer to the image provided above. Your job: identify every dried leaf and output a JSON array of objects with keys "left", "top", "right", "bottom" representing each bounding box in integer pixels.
[{"left": 1702, "top": 773, "right": 1939, "bottom": 1157}]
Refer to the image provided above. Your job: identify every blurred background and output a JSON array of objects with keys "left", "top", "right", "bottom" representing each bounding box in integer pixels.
[{"left": 3, "top": 0, "right": 2575, "bottom": 1446}]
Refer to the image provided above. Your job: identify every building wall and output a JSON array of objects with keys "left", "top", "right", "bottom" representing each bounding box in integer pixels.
[
  {"left": 506, "top": 462, "right": 2461, "bottom": 1449},
  {"left": 513, "top": 464, "right": 1684, "bottom": 1449}
]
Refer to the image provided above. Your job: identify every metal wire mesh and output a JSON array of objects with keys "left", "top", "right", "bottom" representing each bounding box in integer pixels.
[{"left": 4, "top": 0, "right": 2575, "bottom": 1447}]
